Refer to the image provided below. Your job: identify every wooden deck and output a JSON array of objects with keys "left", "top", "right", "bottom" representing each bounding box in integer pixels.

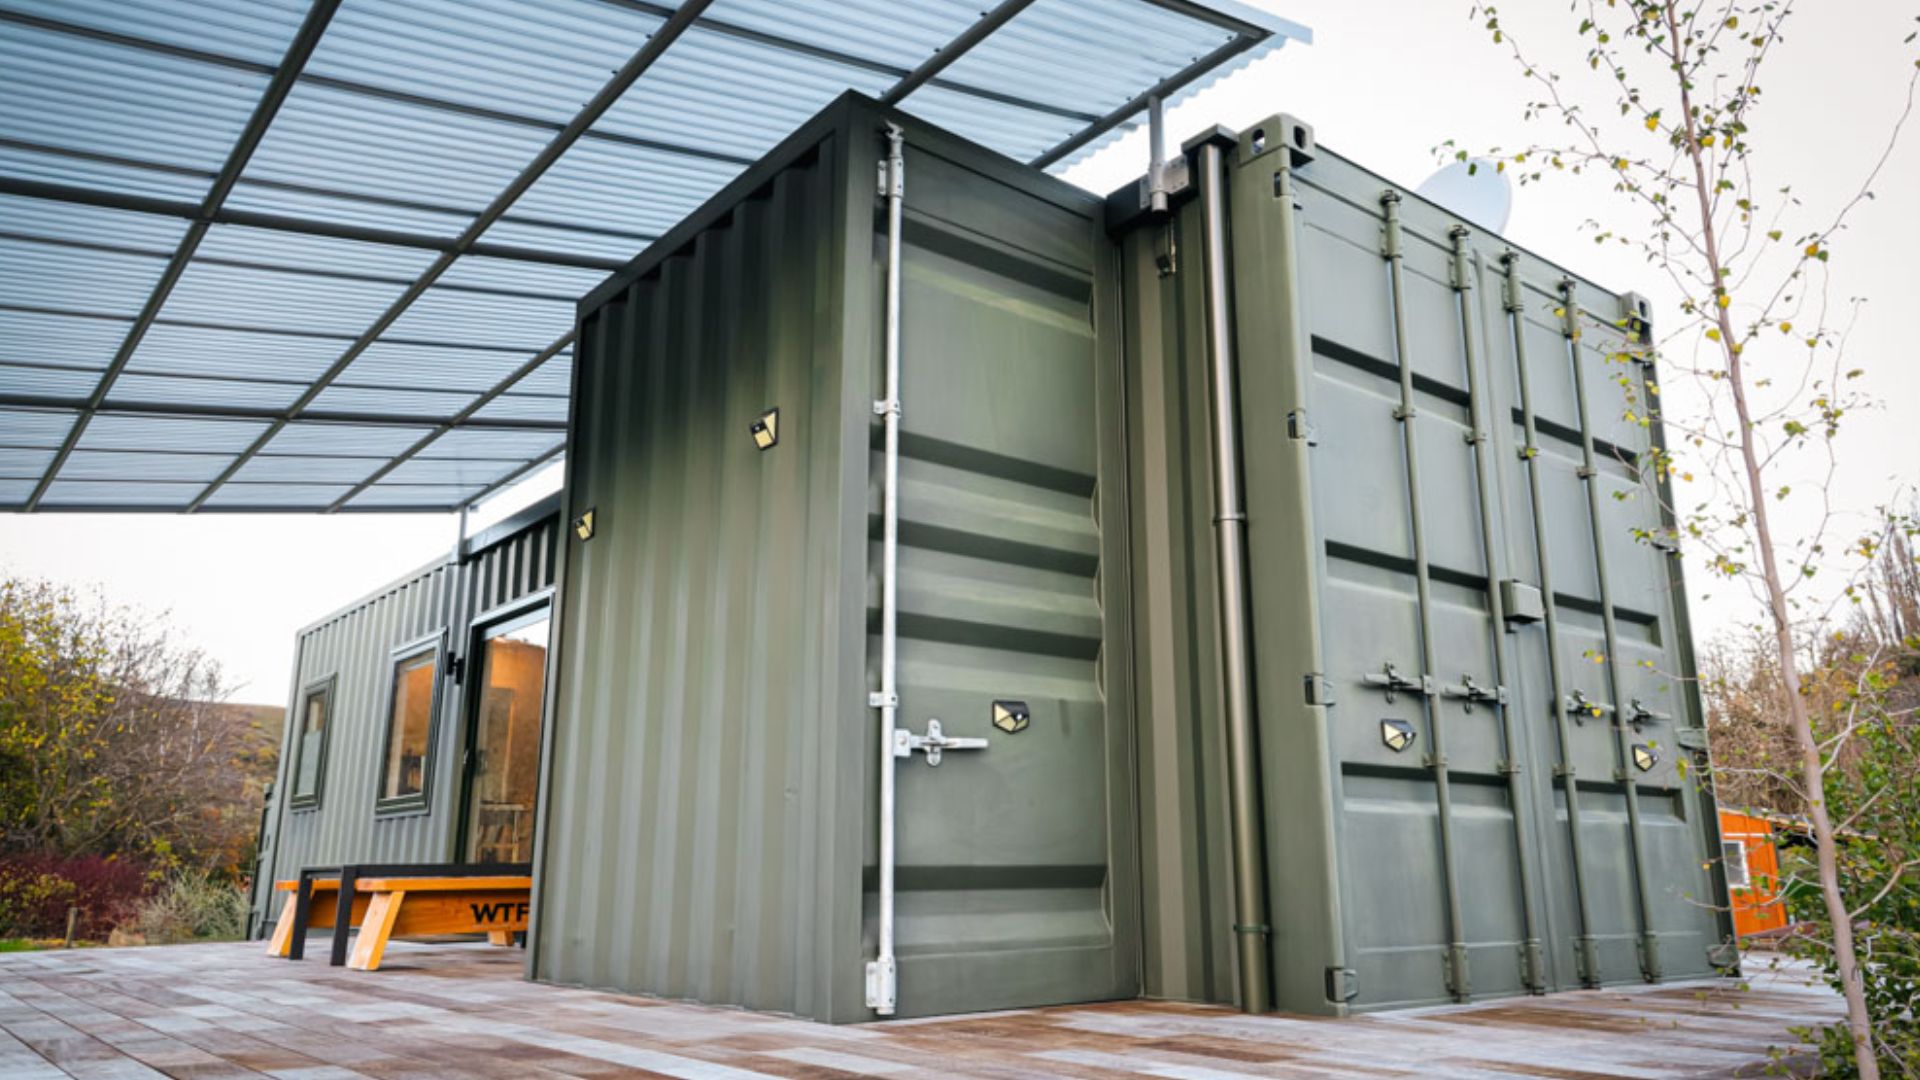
[{"left": 0, "top": 940, "right": 1837, "bottom": 1079}]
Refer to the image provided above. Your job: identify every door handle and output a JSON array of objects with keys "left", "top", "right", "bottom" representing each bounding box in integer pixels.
[{"left": 892, "top": 718, "right": 988, "bottom": 766}]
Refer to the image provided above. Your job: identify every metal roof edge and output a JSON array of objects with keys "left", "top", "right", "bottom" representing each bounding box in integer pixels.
[{"left": 1177, "top": 0, "right": 1312, "bottom": 43}]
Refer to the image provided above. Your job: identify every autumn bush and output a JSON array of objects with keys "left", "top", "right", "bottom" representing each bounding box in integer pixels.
[
  {"left": 130, "top": 872, "right": 249, "bottom": 944},
  {"left": 0, "top": 854, "right": 150, "bottom": 941}
]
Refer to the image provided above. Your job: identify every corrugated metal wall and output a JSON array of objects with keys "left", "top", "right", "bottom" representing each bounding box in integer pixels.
[
  {"left": 534, "top": 117, "right": 872, "bottom": 1021},
  {"left": 535, "top": 94, "right": 1141, "bottom": 1023},
  {"left": 1116, "top": 119, "right": 1732, "bottom": 1015},
  {"left": 252, "top": 511, "right": 557, "bottom": 930}
]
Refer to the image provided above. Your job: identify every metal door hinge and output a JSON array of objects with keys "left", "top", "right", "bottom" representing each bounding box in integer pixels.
[
  {"left": 893, "top": 718, "right": 987, "bottom": 766},
  {"left": 1303, "top": 673, "right": 1335, "bottom": 706},
  {"left": 869, "top": 691, "right": 898, "bottom": 709},
  {"left": 1674, "top": 727, "right": 1708, "bottom": 752},
  {"left": 1364, "top": 661, "right": 1432, "bottom": 703},
  {"left": 1155, "top": 223, "right": 1177, "bottom": 277},
  {"left": 1287, "top": 409, "right": 1318, "bottom": 444},
  {"left": 447, "top": 654, "right": 465, "bottom": 682},
  {"left": 864, "top": 957, "right": 896, "bottom": 1011},
  {"left": 1325, "top": 966, "right": 1358, "bottom": 1003},
  {"left": 1707, "top": 940, "right": 1741, "bottom": 974}
]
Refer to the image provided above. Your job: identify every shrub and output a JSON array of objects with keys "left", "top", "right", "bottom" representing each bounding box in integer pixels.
[
  {"left": 130, "top": 872, "right": 249, "bottom": 944},
  {"left": 0, "top": 854, "right": 149, "bottom": 940}
]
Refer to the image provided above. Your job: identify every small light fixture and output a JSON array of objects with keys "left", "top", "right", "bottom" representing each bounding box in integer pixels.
[
  {"left": 750, "top": 408, "right": 779, "bottom": 451},
  {"left": 572, "top": 509, "right": 595, "bottom": 542},
  {"left": 992, "top": 700, "right": 1030, "bottom": 734},
  {"left": 1632, "top": 743, "right": 1658, "bottom": 772},
  {"left": 1381, "top": 718, "right": 1417, "bottom": 753}
]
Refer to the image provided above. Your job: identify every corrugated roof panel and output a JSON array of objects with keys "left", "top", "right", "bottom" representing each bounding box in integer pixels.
[
  {"left": 107, "top": 373, "right": 304, "bottom": 411},
  {"left": 0, "top": 143, "right": 213, "bottom": 201},
  {"left": 0, "top": 407, "right": 75, "bottom": 447},
  {"left": 382, "top": 456, "right": 522, "bottom": 486},
  {"left": 0, "top": 479, "right": 36, "bottom": 505},
  {"left": 307, "top": 0, "right": 662, "bottom": 125},
  {"left": 595, "top": 27, "right": 892, "bottom": 158},
  {"left": 39, "top": 479, "right": 203, "bottom": 508},
  {"left": 339, "top": 341, "right": 526, "bottom": 392},
  {"left": 229, "top": 455, "right": 380, "bottom": 484},
  {"left": 0, "top": 23, "right": 267, "bottom": 171},
  {"left": 127, "top": 323, "right": 345, "bottom": 380},
  {"left": 0, "top": 363, "right": 97, "bottom": 400},
  {"left": 437, "top": 255, "right": 608, "bottom": 299},
  {"left": 76, "top": 413, "right": 268, "bottom": 452},
  {"left": 195, "top": 222, "right": 440, "bottom": 278},
  {"left": 0, "top": 192, "right": 189, "bottom": 251},
  {"left": 381, "top": 288, "right": 572, "bottom": 351},
  {"left": 476, "top": 219, "right": 648, "bottom": 262},
  {"left": 261, "top": 421, "right": 435, "bottom": 457},
  {"left": 309, "top": 385, "right": 476, "bottom": 418},
  {"left": 0, "top": 309, "right": 126, "bottom": 367},
  {"left": 508, "top": 352, "right": 571, "bottom": 397},
  {"left": 159, "top": 259, "right": 408, "bottom": 334},
  {"left": 0, "top": 237, "right": 170, "bottom": 317},
  {"left": 59, "top": 448, "right": 233, "bottom": 482},
  {"left": 202, "top": 482, "right": 353, "bottom": 509},
  {"left": 472, "top": 393, "right": 567, "bottom": 424},
  {"left": 241, "top": 82, "right": 552, "bottom": 209},
  {"left": 224, "top": 179, "right": 476, "bottom": 238},
  {"left": 936, "top": 0, "right": 1236, "bottom": 121},
  {"left": 505, "top": 137, "right": 739, "bottom": 240},
  {"left": 0, "top": 447, "right": 54, "bottom": 477},
  {"left": 0, "top": 0, "right": 312, "bottom": 66},
  {"left": 711, "top": 0, "right": 983, "bottom": 73},
  {"left": 346, "top": 482, "right": 483, "bottom": 509},
  {"left": 419, "top": 427, "right": 562, "bottom": 460}
]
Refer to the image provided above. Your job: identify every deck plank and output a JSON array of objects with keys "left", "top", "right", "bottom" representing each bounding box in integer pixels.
[{"left": 0, "top": 942, "right": 1839, "bottom": 1079}]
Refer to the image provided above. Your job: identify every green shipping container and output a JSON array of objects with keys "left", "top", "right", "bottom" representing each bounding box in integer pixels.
[
  {"left": 528, "top": 93, "right": 1733, "bottom": 1023},
  {"left": 533, "top": 93, "right": 1141, "bottom": 1022},
  {"left": 1112, "top": 117, "right": 1735, "bottom": 1014}
]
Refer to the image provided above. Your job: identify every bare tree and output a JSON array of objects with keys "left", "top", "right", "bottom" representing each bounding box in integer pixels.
[{"left": 1459, "top": 4, "right": 1919, "bottom": 1074}]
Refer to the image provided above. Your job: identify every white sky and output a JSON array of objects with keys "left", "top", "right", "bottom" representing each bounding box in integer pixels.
[{"left": 2, "top": 1, "right": 1914, "bottom": 704}]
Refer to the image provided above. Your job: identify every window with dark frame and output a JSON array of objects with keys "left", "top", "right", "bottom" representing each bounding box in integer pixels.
[
  {"left": 377, "top": 643, "right": 440, "bottom": 810},
  {"left": 289, "top": 677, "right": 333, "bottom": 809}
]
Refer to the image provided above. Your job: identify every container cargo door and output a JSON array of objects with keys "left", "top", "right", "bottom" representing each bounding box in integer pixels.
[{"left": 871, "top": 143, "right": 1138, "bottom": 1017}]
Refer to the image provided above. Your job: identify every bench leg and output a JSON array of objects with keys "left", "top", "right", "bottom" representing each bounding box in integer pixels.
[
  {"left": 266, "top": 894, "right": 298, "bottom": 957},
  {"left": 347, "top": 891, "right": 405, "bottom": 972},
  {"left": 487, "top": 931, "right": 514, "bottom": 946}
]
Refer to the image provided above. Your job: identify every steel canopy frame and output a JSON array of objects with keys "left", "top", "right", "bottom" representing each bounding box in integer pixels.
[{"left": 2, "top": 0, "right": 1307, "bottom": 514}]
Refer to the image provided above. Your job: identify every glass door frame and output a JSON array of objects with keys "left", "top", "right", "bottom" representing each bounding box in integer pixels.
[{"left": 453, "top": 590, "right": 554, "bottom": 865}]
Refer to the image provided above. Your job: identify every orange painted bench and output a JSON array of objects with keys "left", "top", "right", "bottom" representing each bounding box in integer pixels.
[{"left": 266, "top": 875, "right": 531, "bottom": 971}]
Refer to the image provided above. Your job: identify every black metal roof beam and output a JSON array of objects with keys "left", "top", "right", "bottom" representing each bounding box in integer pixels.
[
  {"left": 880, "top": 0, "right": 1037, "bottom": 106},
  {"left": 322, "top": 331, "right": 574, "bottom": 512},
  {"left": 1029, "top": 33, "right": 1260, "bottom": 170},
  {"left": 0, "top": 173, "right": 638, "bottom": 271},
  {"left": 596, "top": 0, "right": 1099, "bottom": 123},
  {"left": 0, "top": 229, "right": 601, "bottom": 303},
  {"left": 187, "top": 0, "right": 715, "bottom": 514},
  {"left": 22, "top": 0, "right": 343, "bottom": 512},
  {"left": 0, "top": 394, "right": 566, "bottom": 431}
]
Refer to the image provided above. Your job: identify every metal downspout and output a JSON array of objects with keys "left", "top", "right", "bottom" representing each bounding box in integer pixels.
[
  {"left": 1379, "top": 192, "right": 1471, "bottom": 1001},
  {"left": 1558, "top": 279, "right": 1660, "bottom": 981},
  {"left": 1195, "top": 138, "right": 1273, "bottom": 1014},
  {"left": 865, "top": 122, "right": 908, "bottom": 1016},
  {"left": 1501, "top": 253, "right": 1602, "bottom": 986},
  {"left": 1451, "top": 232, "right": 1545, "bottom": 992}
]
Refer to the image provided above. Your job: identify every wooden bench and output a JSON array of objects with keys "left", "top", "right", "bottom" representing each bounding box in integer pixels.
[{"left": 265, "top": 863, "right": 531, "bottom": 971}]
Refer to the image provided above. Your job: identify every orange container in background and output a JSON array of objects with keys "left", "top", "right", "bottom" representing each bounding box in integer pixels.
[{"left": 1720, "top": 809, "right": 1789, "bottom": 937}]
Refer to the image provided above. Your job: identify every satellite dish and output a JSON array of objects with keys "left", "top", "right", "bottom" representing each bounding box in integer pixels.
[{"left": 1415, "top": 158, "right": 1513, "bottom": 234}]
